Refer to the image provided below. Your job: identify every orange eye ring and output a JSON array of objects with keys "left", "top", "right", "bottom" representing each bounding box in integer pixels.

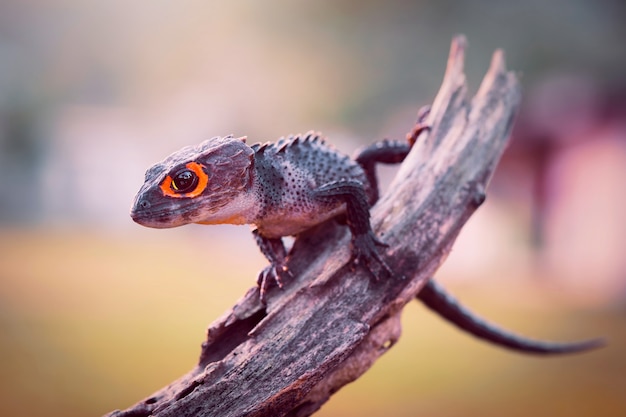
[{"left": 160, "top": 162, "right": 209, "bottom": 198}]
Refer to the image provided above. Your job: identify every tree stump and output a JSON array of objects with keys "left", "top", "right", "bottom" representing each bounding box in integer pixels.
[{"left": 106, "top": 35, "right": 521, "bottom": 417}]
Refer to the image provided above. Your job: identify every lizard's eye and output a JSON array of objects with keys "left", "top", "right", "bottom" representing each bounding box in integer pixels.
[
  {"left": 171, "top": 169, "right": 199, "bottom": 193},
  {"left": 159, "top": 161, "right": 208, "bottom": 198}
]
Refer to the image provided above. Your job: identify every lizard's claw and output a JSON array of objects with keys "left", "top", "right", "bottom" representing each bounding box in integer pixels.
[
  {"left": 350, "top": 232, "right": 392, "bottom": 280},
  {"left": 257, "top": 261, "right": 293, "bottom": 302}
]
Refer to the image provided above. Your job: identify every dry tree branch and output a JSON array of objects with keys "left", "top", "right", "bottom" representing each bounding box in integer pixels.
[{"left": 106, "top": 35, "right": 521, "bottom": 417}]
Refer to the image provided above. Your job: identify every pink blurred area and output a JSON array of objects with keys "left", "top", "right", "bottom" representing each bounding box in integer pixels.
[
  {"left": 442, "top": 75, "right": 626, "bottom": 304},
  {"left": 1, "top": 1, "right": 625, "bottom": 417}
]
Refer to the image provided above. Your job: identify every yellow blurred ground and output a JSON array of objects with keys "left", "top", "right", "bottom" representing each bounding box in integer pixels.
[{"left": 0, "top": 229, "right": 624, "bottom": 417}]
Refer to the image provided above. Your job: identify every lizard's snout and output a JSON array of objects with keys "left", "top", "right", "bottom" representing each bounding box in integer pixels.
[{"left": 130, "top": 191, "right": 184, "bottom": 229}]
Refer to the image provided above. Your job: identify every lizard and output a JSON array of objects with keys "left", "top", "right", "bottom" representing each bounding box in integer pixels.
[{"left": 130, "top": 116, "right": 603, "bottom": 355}]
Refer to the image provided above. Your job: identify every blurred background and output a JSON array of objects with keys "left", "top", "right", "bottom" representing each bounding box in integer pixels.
[{"left": 1, "top": 1, "right": 625, "bottom": 416}]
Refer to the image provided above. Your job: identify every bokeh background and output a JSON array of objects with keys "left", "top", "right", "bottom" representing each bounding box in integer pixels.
[{"left": 1, "top": 1, "right": 625, "bottom": 416}]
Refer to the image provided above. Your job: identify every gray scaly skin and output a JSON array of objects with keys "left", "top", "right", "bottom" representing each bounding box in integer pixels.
[
  {"left": 131, "top": 119, "right": 603, "bottom": 355},
  {"left": 131, "top": 132, "right": 390, "bottom": 299}
]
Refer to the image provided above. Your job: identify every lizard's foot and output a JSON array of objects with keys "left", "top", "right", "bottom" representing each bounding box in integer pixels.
[
  {"left": 350, "top": 232, "right": 392, "bottom": 280},
  {"left": 257, "top": 261, "right": 293, "bottom": 302},
  {"left": 407, "top": 105, "right": 432, "bottom": 146}
]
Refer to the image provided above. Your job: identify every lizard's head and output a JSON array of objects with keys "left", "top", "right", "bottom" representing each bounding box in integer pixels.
[{"left": 131, "top": 135, "right": 255, "bottom": 228}]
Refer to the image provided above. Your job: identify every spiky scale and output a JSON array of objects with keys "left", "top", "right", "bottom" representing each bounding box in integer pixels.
[{"left": 249, "top": 132, "right": 371, "bottom": 239}]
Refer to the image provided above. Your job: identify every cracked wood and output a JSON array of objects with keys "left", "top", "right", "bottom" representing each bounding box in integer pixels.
[{"left": 106, "top": 35, "right": 521, "bottom": 417}]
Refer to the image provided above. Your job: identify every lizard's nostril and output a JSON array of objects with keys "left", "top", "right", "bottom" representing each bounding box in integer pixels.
[{"left": 130, "top": 198, "right": 152, "bottom": 224}]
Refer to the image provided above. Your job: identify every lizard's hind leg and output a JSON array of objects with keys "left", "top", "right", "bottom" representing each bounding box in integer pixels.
[
  {"left": 354, "top": 105, "right": 430, "bottom": 204},
  {"left": 354, "top": 140, "right": 411, "bottom": 205}
]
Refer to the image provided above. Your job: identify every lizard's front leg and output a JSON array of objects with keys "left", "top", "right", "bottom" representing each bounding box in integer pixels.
[
  {"left": 253, "top": 229, "right": 292, "bottom": 301},
  {"left": 313, "top": 180, "right": 392, "bottom": 278}
]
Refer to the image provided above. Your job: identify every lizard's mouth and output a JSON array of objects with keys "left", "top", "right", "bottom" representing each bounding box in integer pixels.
[
  {"left": 130, "top": 203, "right": 176, "bottom": 228},
  {"left": 130, "top": 191, "right": 187, "bottom": 228},
  {"left": 131, "top": 208, "right": 177, "bottom": 228}
]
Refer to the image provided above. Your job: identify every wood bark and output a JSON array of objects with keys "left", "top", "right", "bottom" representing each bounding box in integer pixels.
[{"left": 106, "top": 35, "right": 521, "bottom": 417}]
